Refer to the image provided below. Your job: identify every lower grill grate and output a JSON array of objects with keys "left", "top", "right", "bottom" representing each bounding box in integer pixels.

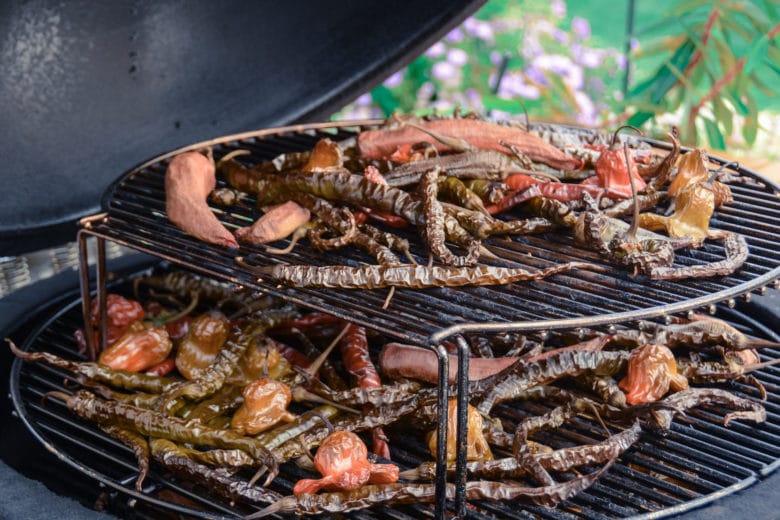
[{"left": 10, "top": 287, "right": 780, "bottom": 519}]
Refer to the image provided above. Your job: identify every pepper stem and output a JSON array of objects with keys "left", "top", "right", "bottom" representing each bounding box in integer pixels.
[
  {"left": 624, "top": 142, "right": 640, "bottom": 242},
  {"left": 609, "top": 124, "right": 642, "bottom": 149}
]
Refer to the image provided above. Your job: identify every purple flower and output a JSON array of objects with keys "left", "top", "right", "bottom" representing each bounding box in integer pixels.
[
  {"left": 425, "top": 41, "right": 446, "bottom": 58},
  {"left": 552, "top": 28, "right": 569, "bottom": 44},
  {"left": 532, "top": 54, "right": 583, "bottom": 90},
  {"left": 613, "top": 90, "right": 624, "bottom": 102},
  {"left": 416, "top": 82, "right": 436, "bottom": 104},
  {"left": 466, "top": 88, "right": 484, "bottom": 111},
  {"left": 524, "top": 65, "right": 548, "bottom": 86},
  {"left": 574, "top": 90, "right": 597, "bottom": 126},
  {"left": 355, "top": 93, "right": 372, "bottom": 106},
  {"left": 447, "top": 48, "right": 468, "bottom": 67},
  {"left": 473, "top": 21, "right": 494, "bottom": 42},
  {"left": 432, "top": 99, "right": 454, "bottom": 111},
  {"left": 522, "top": 34, "right": 543, "bottom": 58},
  {"left": 551, "top": 0, "right": 566, "bottom": 18},
  {"left": 432, "top": 61, "right": 461, "bottom": 86},
  {"left": 446, "top": 27, "right": 464, "bottom": 43},
  {"left": 630, "top": 38, "right": 639, "bottom": 51},
  {"left": 579, "top": 48, "right": 604, "bottom": 68},
  {"left": 383, "top": 71, "right": 404, "bottom": 88},
  {"left": 572, "top": 17, "right": 591, "bottom": 39},
  {"left": 490, "top": 51, "right": 503, "bottom": 65},
  {"left": 615, "top": 53, "right": 627, "bottom": 70},
  {"left": 498, "top": 72, "right": 541, "bottom": 100}
]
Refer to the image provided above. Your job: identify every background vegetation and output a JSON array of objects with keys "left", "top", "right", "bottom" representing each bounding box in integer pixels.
[{"left": 335, "top": 0, "right": 780, "bottom": 160}]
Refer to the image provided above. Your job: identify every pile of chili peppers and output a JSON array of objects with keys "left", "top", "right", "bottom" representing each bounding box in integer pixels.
[
  {"left": 8, "top": 270, "right": 774, "bottom": 517},
  {"left": 162, "top": 113, "right": 753, "bottom": 288}
]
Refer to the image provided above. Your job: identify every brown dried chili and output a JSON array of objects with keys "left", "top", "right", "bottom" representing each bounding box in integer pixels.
[
  {"left": 618, "top": 344, "right": 688, "bottom": 405},
  {"left": 428, "top": 397, "right": 493, "bottom": 463},
  {"left": 49, "top": 390, "right": 280, "bottom": 482},
  {"left": 292, "top": 431, "right": 398, "bottom": 495},
  {"left": 174, "top": 311, "right": 230, "bottom": 380},
  {"left": 230, "top": 378, "right": 296, "bottom": 435},
  {"left": 234, "top": 201, "right": 311, "bottom": 245}
]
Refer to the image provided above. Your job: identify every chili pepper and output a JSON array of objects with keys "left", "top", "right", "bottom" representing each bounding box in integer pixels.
[
  {"left": 590, "top": 128, "right": 647, "bottom": 198},
  {"left": 669, "top": 148, "right": 710, "bottom": 196},
  {"left": 384, "top": 150, "right": 517, "bottom": 188},
  {"left": 49, "top": 390, "right": 279, "bottom": 483},
  {"left": 472, "top": 350, "right": 631, "bottom": 415},
  {"left": 463, "top": 179, "right": 509, "bottom": 204},
  {"left": 235, "top": 201, "right": 311, "bottom": 245},
  {"left": 648, "top": 231, "right": 748, "bottom": 280},
  {"left": 145, "top": 357, "right": 176, "bottom": 377},
  {"left": 403, "top": 421, "right": 641, "bottom": 481},
  {"left": 428, "top": 397, "right": 492, "bottom": 463},
  {"left": 293, "top": 431, "right": 398, "bottom": 495},
  {"left": 578, "top": 374, "right": 626, "bottom": 408},
  {"left": 248, "top": 459, "right": 614, "bottom": 517},
  {"left": 166, "top": 151, "right": 238, "bottom": 248},
  {"left": 158, "top": 307, "right": 297, "bottom": 413},
  {"left": 302, "top": 138, "right": 343, "bottom": 171},
  {"left": 358, "top": 118, "right": 583, "bottom": 170},
  {"left": 76, "top": 294, "right": 146, "bottom": 353},
  {"left": 257, "top": 405, "right": 340, "bottom": 451},
  {"left": 231, "top": 378, "right": 296, "bottom": 435},
  {"left": 634, "top": 388, "right": 766, "bottom": 429},
  {"left": 233, "top": 337, "right": 292, "bottom": 383},
  {"left": 304, "top": 378, "right": 422, "bottom": 407},
  {"left": 174, "top": 311, "right": 230, "bottom": 380},
  {"left": 98, "top": 321, "right": 172, "bottom": 373},
  {"left": 150, "top": 439, "right": 282, "bottom": 506},
  {"left": 184, "top": 384, "right": 244, "bottom": 422},
  {"left": 644, "top": 131, "right": 681, "bottom": 193},
  {"left": 7, "top": 340, "right": 180, "bottom": 394},
  {"left": 420, "top": 168, "right": 479, "bottom": 266},
  {"left": 339, "top": 324, "right": 389, "bottom": 458},
  {"left": 362, "top": 164, "right": 409, "bottom": 228},
  {"left": 438, "top": 176, "right": 491, "bottom": 215},
  {"left": 618, "top": 344, "right": 688, "bottom": 405},
  {"left": 251, "top": 260, "right": 600, "bottom": 290},
  {"left": 99, "top": 425, "right": 150, "bottom": 491}
]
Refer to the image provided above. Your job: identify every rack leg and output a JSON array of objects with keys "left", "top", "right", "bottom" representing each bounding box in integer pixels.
[
  {"left": 96, "top": 237, "right": 108, "bottom": 354},
  {"left": 432, "top": 343, "right": 450, "bottom": 519},
  {"left": 77, "top": 231, "right": 95, "bottom": 361},
  {"left": 454, "top": 335, "right": 470, "bottom": 517}
]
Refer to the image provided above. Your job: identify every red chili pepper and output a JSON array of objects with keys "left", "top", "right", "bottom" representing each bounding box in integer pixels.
[
  {"left": 145, "top": 357, "right": 177, "bottom": 376},
  {"left": 293, "top": 431, "right": 398, "bottom": 495},
  {"left": 165, "top": 316, "right": 191, "bottom": 341},
  {"left": 98, "top": 321, "right": 173, "bottom": 372},
  {"left": 93, "top": 294, "right": 146, "bottom": 346},
  {"left": 339, "top": 324, "right": 389, "bottom": 458},
  {"left": 274, "top": 340, "right": 313, "bottom": 369}
]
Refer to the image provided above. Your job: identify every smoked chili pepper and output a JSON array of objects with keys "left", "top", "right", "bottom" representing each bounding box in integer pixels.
[
  {"left": 292, "top": 431, "right": 398, "bottom": 495},
  {"left": 339, "top": 324, "right": 390, "bottom": 459},
  {"left": 98, "top": 322, "right": 172, "bottom": 373}
]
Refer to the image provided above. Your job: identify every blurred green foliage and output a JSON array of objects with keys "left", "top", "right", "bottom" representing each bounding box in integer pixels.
[{"left": 335, "top": 0, "right": 780, "bottom": 153}]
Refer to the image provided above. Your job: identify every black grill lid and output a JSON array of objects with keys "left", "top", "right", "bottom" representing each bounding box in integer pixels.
[{"left": 0, "top": 0, "right": 483, "bottom": 255}]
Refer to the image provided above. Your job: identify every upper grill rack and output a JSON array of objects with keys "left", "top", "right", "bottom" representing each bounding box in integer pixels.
[{"left": 84, "top": 120, "right": 780, "bottom": 346}]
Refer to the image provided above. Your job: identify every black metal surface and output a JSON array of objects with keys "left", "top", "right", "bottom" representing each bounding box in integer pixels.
[
  {"left": 85, "top": 121, "right": 780, "bottom": 347},
  {"left": 0, "top": 0, "right": 482, "bottom": 255},
  {"left": 8, "top": 286, "right": 780, "bottom": 519}
]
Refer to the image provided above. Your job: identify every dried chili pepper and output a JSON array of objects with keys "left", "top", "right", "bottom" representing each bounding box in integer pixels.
[
  {"left": 49, "top": 390, "right": 279, "bottom": 482},
  {"left": 145, "top": 357, "right": 176, "bottom": 377},
  {"left": 99, "top": 425, "right": 150, "bottom": 491},
  {"left": 302, "top": 138, "right": 343, "bottom": 171},
  {"left": 175, "top": 311, "right": 230, "bottom": 380},
  {"left": 428, "top": 397, "right": 492, "bottom": 463},
  {"left": 98, "top": 321, "right": 172, "bottom": 373},
  {"left": 618, "top": 344, "right": 688, "bottom": 405},
  {"left": 249, "top": 459, "right": 614, "bottom": 517},
  {"left": 251, "top": 261, "right": 599, "bottom": 290},
  {"left": 338, "top": 324, "right": 389, "bottom": 458},
  {"left": 231, "top": 378, "right": 296, "bottom": 435},
  {"left": 404, "top": 422, "right": 640, "bottom": 481},
  {"left": 150, "top": 439, "right": 282, "bottom": 505},
  {"left": 76, "top": 294, "right": 146, "bottom": 353},
  {"left": 292, "top": 431, "right": 398, "bottom": 495},
  {"left": 358, "top": 118, "right": 583, "bottom": 170}
]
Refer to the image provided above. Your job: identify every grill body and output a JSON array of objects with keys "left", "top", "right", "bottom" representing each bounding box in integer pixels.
[{"left": 6, "top": 120, "right": 780, "bottom": 518}]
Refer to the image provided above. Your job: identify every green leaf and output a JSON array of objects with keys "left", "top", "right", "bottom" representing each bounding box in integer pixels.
[
  {"left": 724, "top": 87, "right": 750, "bottom": 116},
  {"left": 764, "top": 54, "right": 780, "bottom": 76},
  {"left": 627, "top": 111, "right": 654, "bottom": 128},
  {"left": 371, "top": 86, "right": 399, "bottom": 117},
  {"left": 703, "top": 117, "right": 726, "bottom": 150},
  {"left": 712, "top": 96, "right": 733, "bottom": 136},
  {"left": 743, "top": 114, "right": 759, "bottom": 145},
  {"left": 743, "top": 36, "right": 771, "bottom": 76}
]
